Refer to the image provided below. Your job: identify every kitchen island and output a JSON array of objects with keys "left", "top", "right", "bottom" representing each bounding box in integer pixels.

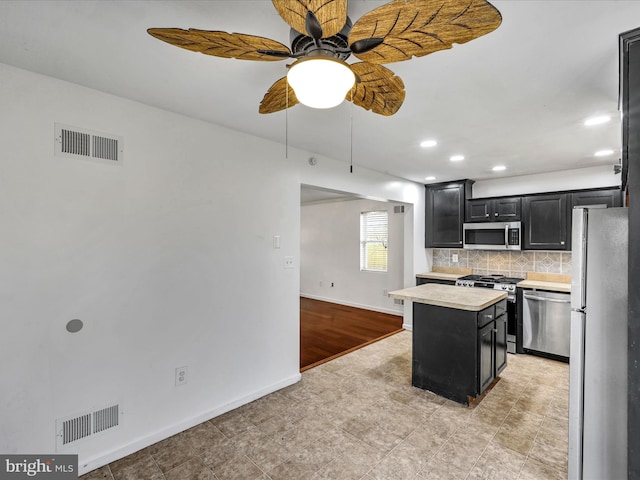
[{"left": 389, "top": 284, "right": 507, "bottom": 405}]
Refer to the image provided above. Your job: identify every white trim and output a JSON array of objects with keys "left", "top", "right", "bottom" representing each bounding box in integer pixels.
[
  {"left": 300, "top": 293, "right": 403, "bottom": 316},
  {"left": 77, "top": 373, "right": 301, "bottom": 476}
]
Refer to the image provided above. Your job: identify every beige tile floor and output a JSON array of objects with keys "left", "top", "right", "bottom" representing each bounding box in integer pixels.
[{"left": 80, "top": 331, "right": 569, "bottom": 480}]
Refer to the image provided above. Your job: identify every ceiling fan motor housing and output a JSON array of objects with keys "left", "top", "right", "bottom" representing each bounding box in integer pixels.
[{"left": 290, "top": 17, "right": 352, "bottom": 60}]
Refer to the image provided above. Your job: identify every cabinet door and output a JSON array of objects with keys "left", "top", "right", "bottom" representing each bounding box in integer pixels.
[
  {"left": 465, "top": 199, "right": 491, "bottom": 222},
  {"left": 494, "top": 197, "right": 522, "bottom": 221},
  {"left": 570, "top": 189, "right": 623, "bottom": 209},
  {"left": 426, "top": 182, "right": 470, "bottom": 247},
  {"left": 478, "top": 321, "right": 495, "bottom": 393},
  {"left": 522, "top": 193, "right": 569, "bottom": 250},
  {"left": 495, "top": 315, "right": 508, "bottom": 376}
]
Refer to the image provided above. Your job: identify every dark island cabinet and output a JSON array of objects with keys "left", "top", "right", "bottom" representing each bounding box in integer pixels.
[
  {"left": 412, "top": 298, "right": 507, "bottom": 404},
  {"left": 466, "top": 196, "right": 521, "bottom": 222},
  {"left": 522, "top": 193, "right": 570, "bottom": 250},
  {"left": 425, "top": 180, "right": 473, "bottom": 248},
  {"left": 570, "top": 188, "right": 623, "bottom": 209},
  {"left": 478, "top": 321, "right": 496, "bottom": 393}
]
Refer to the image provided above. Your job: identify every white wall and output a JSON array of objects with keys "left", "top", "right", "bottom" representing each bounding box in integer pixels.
[
  {"left": 301, "top": 198, "right": 405, "bottom": 314},
  {"left": 472, "top": 165, "right": 621, "bottom": 198},
  {"left": 0, "top": 63, "right": 426, "bottom": 473}
]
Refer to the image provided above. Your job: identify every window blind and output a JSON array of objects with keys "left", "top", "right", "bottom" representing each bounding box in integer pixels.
[{"left": 360, "top": 210, "right": 388, "bottom": 272}]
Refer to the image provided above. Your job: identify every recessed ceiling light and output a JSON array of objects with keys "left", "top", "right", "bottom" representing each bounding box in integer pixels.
[
  {"left": 594, "top": 149, "right": 614, "bottom": 157},
  {"left": 420, "top": 140, "right": 437, "bottom": 148},
  {"left": 450, "top": 155, "right": 464, "bottom": 162},
  {"left": 584, "top": 115, "right": 611, "bottom": 126},
  {"left": 492, "top": 165, "right": 506, "bottom": 172},
  {"left": 425, "top": 176, "right": 436, "bottom": 181}
]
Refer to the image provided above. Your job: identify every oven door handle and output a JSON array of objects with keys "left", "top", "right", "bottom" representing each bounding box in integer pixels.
[{"left": 505, "top": 224, "right": 509, "bottom": 249}]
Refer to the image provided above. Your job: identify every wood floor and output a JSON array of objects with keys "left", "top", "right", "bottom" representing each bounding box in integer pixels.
[{"left": 300, "top": 297, "right": 404, "bottom": 371}]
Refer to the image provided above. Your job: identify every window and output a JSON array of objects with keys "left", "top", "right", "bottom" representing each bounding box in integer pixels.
[{"left": 360, "top": 210, "right": 388, "bottom": 272}]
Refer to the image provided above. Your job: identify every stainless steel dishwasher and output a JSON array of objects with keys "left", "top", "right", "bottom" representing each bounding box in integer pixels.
[{"left": 522, "top": 290, "right": 571, "bottom": 358}]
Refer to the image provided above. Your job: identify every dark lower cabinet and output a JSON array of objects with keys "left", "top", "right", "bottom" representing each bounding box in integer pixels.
[
  {"left": 478, "top": 321, "right": 496, "bottom": 393},
  {"left": 479, "top": 311, "right": 507, "bottom": 393},
  {"left": 495, "top": 314, "right": 508, "bottom": 375},
  {"left": 412, "top": 299, "right": 507, "bottom": 405},
  {"left": 522, "top": 193, "right": 569, "bottom": 250},
  {"left": 416, "top": 277, "right": 456, "bottom": 286}
]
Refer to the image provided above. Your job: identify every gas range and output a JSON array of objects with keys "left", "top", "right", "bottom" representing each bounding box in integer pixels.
[{"left": 455, "top": 274, "right": 524, "bottom": 294}]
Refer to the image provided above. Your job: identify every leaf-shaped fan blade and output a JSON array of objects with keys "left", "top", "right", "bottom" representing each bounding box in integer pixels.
[
  {"left": 259, "top": 77, "right": 300, "bottom": 114},
  {"left": 147, "top": 28, "right": 291, "bottom": 61},
  {"left": 348, "top": 0, "right": 502, "bottom": 64},
  {"left": 272, "top": 0, "right": 347, "bottom": 39},
  {"left": 348, "top": 63, "right": 405, "bottom": 116}
]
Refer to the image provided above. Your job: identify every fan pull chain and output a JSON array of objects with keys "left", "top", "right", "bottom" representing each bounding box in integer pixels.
[
  {"left": 349, "top": 89, "right": 354, "bottom": 173},
  {"left": 285, "top": 82, "right": 289, "bottom": 159}
]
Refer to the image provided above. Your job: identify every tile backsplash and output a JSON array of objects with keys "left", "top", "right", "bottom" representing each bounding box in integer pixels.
[{"left": 432, "top": 249, "right": 571, "bottom": 278}]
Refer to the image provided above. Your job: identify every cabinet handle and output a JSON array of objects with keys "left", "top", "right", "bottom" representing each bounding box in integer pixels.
[
  {"left": 486, "top": 314, "right": 493, "bottom": 319},
  {"left": 561, "top": 241, "right": 565, "bottom": 245},
  {"left": 493, "top": 329, "right": 498, "bottom": 333},
  {"left": 485, "top": 213, "right": 489, "bottom": 217},
  {"left": 495, "top": 212, "right": 498, "bottom": 216}
]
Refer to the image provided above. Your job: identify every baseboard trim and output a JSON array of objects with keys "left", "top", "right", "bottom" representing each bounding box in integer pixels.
[
  {"left": 78, "top": 372, "right": 302, "bottom": 476},
  {"left": 300, "top": 294, "right": 403, "bottom": 316}
]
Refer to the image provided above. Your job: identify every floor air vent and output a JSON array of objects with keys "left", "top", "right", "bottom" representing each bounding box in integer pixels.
[
  {"left": 55, "top": 123, "right": 123, "bottom": 164},
  {"left": 56, "top": 403, "right": 121, "bottom": 450}
]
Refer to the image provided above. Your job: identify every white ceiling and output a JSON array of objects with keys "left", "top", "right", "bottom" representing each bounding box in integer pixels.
[{"left": 1, "top": 1, "right": 638, "bottom": 185}]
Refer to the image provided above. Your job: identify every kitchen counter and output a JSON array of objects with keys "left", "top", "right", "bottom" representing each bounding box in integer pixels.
[
  {"left": 517, "top": 272, "right": 571, "bottom": 293},
  {"left": 396, "top": 284, "right": 508, "bottom": 405},
  {"left": 416, "top": 271, "right": 466, "bottom": 282},
  {"left": 517, "top": 279, "right": 571, "bottom": 293},
  {"left": 416, "top": 266, "right": 472, "bottom": 282},
  {"left": 389, "top": 284, "right": 507, "bottom": 311}
]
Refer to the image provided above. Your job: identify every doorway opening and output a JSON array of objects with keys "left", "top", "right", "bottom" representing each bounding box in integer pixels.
[{"left": 300, "top": 185, "right": 411, "bottom": 370}]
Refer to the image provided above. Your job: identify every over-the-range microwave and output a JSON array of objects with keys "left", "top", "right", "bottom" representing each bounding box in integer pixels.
[{"left": 463, "top": 221, "right": 521, "bottom": 250}]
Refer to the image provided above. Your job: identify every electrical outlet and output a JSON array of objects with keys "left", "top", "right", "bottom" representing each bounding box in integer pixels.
[
  {"left": 175, "top": 366, "right": 188, "bottom": 386},
  {"left": 452, "top": 253, "right": 459, "bottom": 263},
  {"left": 284, "top": 256, "right": 294, "bottom": 268}
]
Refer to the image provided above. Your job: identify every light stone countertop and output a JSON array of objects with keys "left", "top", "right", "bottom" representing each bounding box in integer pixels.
[
  {"left": 388, "top": 284, "right": 507, "bottom": 312},
  {"left": 415, "top": 272, "right": 466, "bottom": 281},
  {"left": 517, "top": 279, "right": 571, "bottom": 293}
]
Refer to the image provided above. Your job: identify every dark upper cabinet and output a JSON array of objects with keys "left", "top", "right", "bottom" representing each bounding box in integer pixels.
[
  {"left": 425, "top": 180, "right": 473, "bottom": 248},
  {"left": 522, "top": 193, "right": 570, "bottom": 250},
  {"left": 466, "top": 197, "right": 521, "bottom": 222},
  {"left": 570, "top": 188, "right": 623, "bottom": 209}
]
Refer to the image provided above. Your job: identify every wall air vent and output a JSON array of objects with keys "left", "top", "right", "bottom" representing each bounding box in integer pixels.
[
  {"left": 55, "top": 123, "right": 123, "bottom": 164},
  {"left": 56, "top": 403, "right": 121, "bottom": 450}
]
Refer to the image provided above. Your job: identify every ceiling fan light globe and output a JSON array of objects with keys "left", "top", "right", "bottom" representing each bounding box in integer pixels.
[{"left": 287, "top": 57, "right": 355, "bottom": 109}]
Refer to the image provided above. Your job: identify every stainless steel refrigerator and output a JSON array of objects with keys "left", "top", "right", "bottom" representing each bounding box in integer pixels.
[{"left": 569, "top": 206, "right": 628, "bottom": 479}]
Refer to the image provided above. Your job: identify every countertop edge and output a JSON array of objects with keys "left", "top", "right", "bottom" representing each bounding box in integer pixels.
[
  {"left": 415, "top": 272, "right": 466, "bottom": 281},
  {"left": 517, "top": 280, "right": 571, "bottom": 293},
  {"left": 389, "top": 285, "right": 507, "bottom": 311}
]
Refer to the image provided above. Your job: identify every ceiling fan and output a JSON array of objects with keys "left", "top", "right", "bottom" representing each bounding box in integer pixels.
[{"left": 148, "top": 0, "right": 501, "bottom": 116}]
